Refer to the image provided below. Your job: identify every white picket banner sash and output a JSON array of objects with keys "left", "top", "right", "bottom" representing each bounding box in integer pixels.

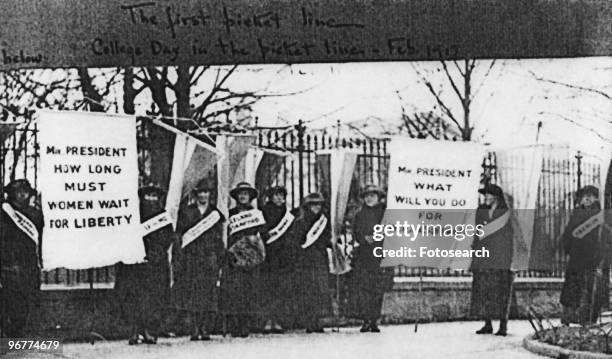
[
  {"left": 181, "top": 210, "right": 221, "bottom": 248},
  {"left": 572, "top": 211, "right": 604, "bottom": 239},
  {"left": 302, "top": 215, "right": 328, "bottom": 249},
  {"left": 480, "top": 210, "right": 510, "bottom": 239},
  {"left": 228, "top": 209, "right": 265, "bottom": 235},
  {"left": 2, "top": 202, "right": 39, "bottom": 245},
  {"left": 266, "top": 211, "right": 295, "bottom": 244},
  {"left": 142, "top": 211, "right": 172, "bottom": 236}
]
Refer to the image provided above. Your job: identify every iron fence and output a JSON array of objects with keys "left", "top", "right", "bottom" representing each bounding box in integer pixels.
[{"left": 1, "top": 119, "right": 607, "bottom": 286}]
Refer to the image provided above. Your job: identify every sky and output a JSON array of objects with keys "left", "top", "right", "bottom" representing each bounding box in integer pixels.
[{"left": 213, "top": 57, "right": 612, "bottom": 161}]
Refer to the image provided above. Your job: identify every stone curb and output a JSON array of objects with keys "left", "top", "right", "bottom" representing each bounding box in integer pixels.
[{"left": 523, "top": 335, "right": 612, "bottom": 359}]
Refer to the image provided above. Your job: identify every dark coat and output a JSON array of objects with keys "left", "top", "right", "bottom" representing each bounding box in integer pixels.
[
  {"left": 221, "top": 204, "right": 263, "bottom": 315},
  {"left": 560, "top": 203, "right": 610, "bottom": 321},
  {"left": 115, "top": 203, "right": 175, "bottom": 327},
  {"left": 258, "top": 202, "right": 298, "bottom": 319},
  {"left": 292, "top": 210, "right": 332, "bottom": 319},
  {"left": 470, "top": 204, "right": 514, "bottom": 320},
  {"left": 0, "top": 200, "right": 43, "bottom": 337},
  {"left": 172, "top": 204, "right": 225, "bottom": 313},
  {"left": 470, "top": 205, "right": 513, "bottom": 270},
  {"left": 346, "top": 203, "right": 393, "bottom": 320}
]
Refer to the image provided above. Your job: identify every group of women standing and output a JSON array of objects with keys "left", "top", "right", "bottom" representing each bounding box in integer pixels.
[{"left": 122, "top": 180, "right": 392, "bottom": 344}]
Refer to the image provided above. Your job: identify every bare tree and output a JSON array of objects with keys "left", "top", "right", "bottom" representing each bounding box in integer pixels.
[{"left": 411, "top": 59, "right": 500, "bottom": 141}]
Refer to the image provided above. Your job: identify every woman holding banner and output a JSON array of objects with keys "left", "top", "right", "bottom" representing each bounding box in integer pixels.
[
  {"left": 0, "top": 179, "right": 42, "bottom": 338},
  {"left": 470, "top": 184, "right": 514, "bottom": 336},
  {"left": 118, "top": 183, "right": 174, "bottom": 345},
  {"left": 172, "top": 181, "right": 225, "bottom": 341},
  {"left": 292, "top": 192, "right": 332, "bottom": 333},
  {"left": 259, "top": 186, "right": 296, "bottom": 334},
  {"left": 222, "top": 182, "right": 266, "bottom": 338},
  {"left": 560, "top": 185, "right": 611, "bottom": 325},
  {"left": 347, "top": 184, "right": 393, "bottom": 333}
]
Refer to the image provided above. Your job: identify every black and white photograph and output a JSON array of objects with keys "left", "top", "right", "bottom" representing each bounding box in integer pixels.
[{"left": 0, "top": 1, "right": 611, "bottom": 358}]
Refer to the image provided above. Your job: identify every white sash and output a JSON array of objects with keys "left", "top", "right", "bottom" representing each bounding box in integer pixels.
[
  {"left": 182, "top": 210, "right": 221, "bottom": 248},
  {"left": 266, "top": 211, "right": 295, "bottom": 244},
  {"left": 480, "top": 210, "right": 510, "bottom": 239},
  {"left": 2, "top": 202, "right": 39, "bottom": 245},
  {"left": 142, "top": 211, "right": 172, "bottom": 236},
  {"left": 228, "top": 209, "right": 265, "bottom": 235},
  {"left": 302, "top": 215, "right": 328, "bottom": 249},
  {"left": 572, "top": 211, "right": 603, "bottom": 239}
]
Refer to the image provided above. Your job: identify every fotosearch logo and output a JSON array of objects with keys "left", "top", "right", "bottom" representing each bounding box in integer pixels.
[{"left": 371, "top": 221, "right": 484, "bottom": 241}]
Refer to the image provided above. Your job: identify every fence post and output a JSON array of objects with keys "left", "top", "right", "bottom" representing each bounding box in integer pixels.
[
  {"left": 297, "top": 120, "right": 305, "bottom": 201},
  {"left": 575, "top": 151, "right": 582, "bottom": 190}
]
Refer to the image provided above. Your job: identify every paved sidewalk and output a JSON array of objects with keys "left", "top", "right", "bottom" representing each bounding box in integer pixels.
[{"left": 6, "top": 320, "right": 544, "bottom": 359}]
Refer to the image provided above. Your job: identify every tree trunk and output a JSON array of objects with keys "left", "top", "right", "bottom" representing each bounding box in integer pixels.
[
  {"left": 148, "top": 66, "right": 190, "bottom": 187},
  {"left": 122, "top": 68, "right": 136, "bottom": 115},
  {"left": 77, "top": 68, "right": 104, "bottom": 112}
]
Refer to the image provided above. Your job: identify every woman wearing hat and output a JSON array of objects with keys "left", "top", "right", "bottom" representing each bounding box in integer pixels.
[
  {"left": 222, "top": 182, "right": 266, "bottom": 337},
  {"left": 560, "top": 185, "right": 611, "bottom": 325},
  {"left": 470, "top": 184, "right": 514, "bottom": 336},
  {"left": 346, "top": 184, "right": 393, "bottom": 333},
  {"left": 172, "top": 181, "right": 225, "bottom": 341},
  {"left": 0, "top": 179, "right": 43, "bottom": 337},
  {"left": 258, "top": 186, "right": 297, "bottom": 334},
  {"left": 118, "top": 183, "right": 174, "bottom": 345},
  {"left": 292, "top": 192, "right": 332, "bottom": 333}
]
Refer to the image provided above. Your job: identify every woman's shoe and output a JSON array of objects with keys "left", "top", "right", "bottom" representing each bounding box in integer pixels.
[
  {"left": 271, "top": 322, "right": 284, "bottom": 334},
  {"left": 142, "top": 330, "right": 157, "bottom": 344},
  {"left": 359, "top": 322, "right": 371, "bottom": 333},
  {"left": 475, "top": 324, "right": 493, "bottom": 334},
  {"left": 263, "top": 320, "right": 273, "bottom": 334},
  {"left": 369, "top": 323, "right": 381, "bottom": 333},
  {"left": 494, "top": 329, "right": 507, "bottom": 336},
  {"left": 128, "top": 334, "right": 141, "bottom": 345}
]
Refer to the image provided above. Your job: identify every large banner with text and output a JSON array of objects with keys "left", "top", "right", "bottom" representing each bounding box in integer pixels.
[
  {"left": 38, "top": 111, "right": 144, "bottom": 270},
  {"left": 380, "top": 138, "right": 484, "bottom": 269}
]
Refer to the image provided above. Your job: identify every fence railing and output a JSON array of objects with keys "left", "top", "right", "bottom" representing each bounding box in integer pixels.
[{"left": 1, "top": 119, "right": 605, "bottom": 286}]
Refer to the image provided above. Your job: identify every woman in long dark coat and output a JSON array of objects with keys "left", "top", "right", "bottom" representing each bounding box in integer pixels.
[
  {"left": 222, "top": 182, "right": 265, "bottom": 337},
  {"left": 292, "top": 192, "right": 332, "bottom": 333},
  {"left": 259, "top": 186, "right": 296, "bottom": 334},
  {"left": 560, "top": 185, "right": 611, "bottom": 325},
  {"left": 470, "top": 184, "right": 514, "bottom": 336},
  {"left": 0, "top": 179, "right": 42, "bottom": 338},
  {"left": 118, "top": 183, "right": 174, "bottom": 345},
  {"left": 347, "top": 184, "right": 393, "bottom": 333},
  {"left": 172, "top": 182, "right": 225, "bottom": 341}
]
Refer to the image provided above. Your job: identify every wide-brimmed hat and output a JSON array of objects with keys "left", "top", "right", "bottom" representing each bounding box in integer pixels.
[
  {"left": 192, "top": 179, "right": 214, "bottom": 195},
  {"left": 478, "top": 184, "right": 504, "bottom": 198},
  {"left": 4, "top": 179, "right": 35, "bottom": 196},
  {"left": 138, "top": 182, "right": 165, "bottom": 198},
  {"left": 576, "top": 185, "right": 599, "bottom": 199},
  {"left": 302, "top": 192, "right": 325, "bottom": 207},
  {"left": 230, "top": 182, "right": 258, "bottom": 201},
  {"left": 266, "top": 186, "right": 287, "bottom": 198},
  {"left": 362, "top": 184, "right": 385, "bottom": 198}
]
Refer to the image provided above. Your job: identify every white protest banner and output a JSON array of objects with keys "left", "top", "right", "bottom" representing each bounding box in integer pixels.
[
  {"left": 495, "top": 145, "right": 543, "bottom": 271},
  {"left": 38, "top": 111, "right": 144, "bottom": 270},
  {"left": 380, "top": 138, "right": 484, "bottom": 269}
]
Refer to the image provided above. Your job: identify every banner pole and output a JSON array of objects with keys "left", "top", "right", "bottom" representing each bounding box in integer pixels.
[{"left": 414, "top": 268, "right": 423, "bottom": 333}]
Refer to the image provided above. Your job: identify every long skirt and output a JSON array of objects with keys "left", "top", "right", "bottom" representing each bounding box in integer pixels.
[
  {"left": 115, "top": 261, "right": 170, "bottom": 328},
  {"left": 258, "top": 268, "right": 294, "bottom": 321},
  {"left": 220, "top": 265, "right": 259, "bottom": 316},
  {"left": 561, "top": 267, "right": 610, "bottom": 325},
  {"left": 345, "top": 266, "right": 393, "bottom": 320},
  {"left": 172, "top": 265, "right": 219, "bottom": 314},
  {"left": 293, "top": 265, "right": 331, "bottom": 321},
  {"left": 470, "top": 269, "right": 514, "bottom": 320},
  {"left": 0, "top": 266, "right": 39, "bottom": 337}
]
